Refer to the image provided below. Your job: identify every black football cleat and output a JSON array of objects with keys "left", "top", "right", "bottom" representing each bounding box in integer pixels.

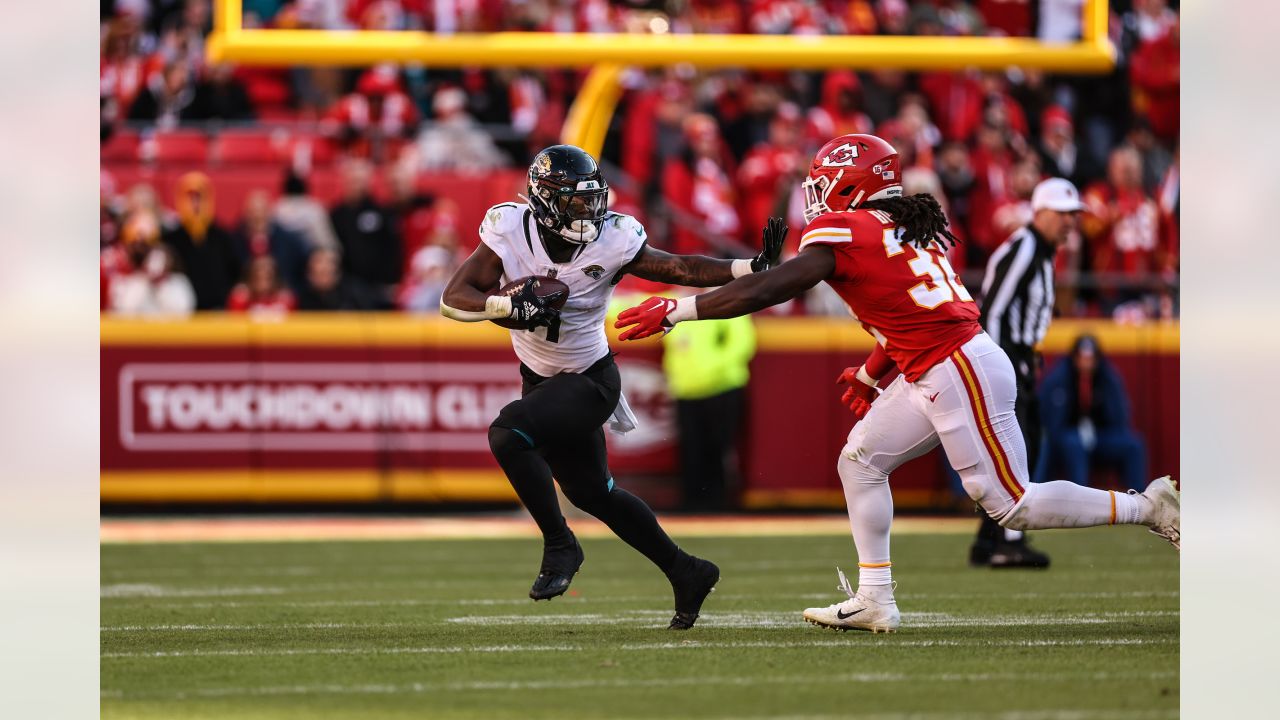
[
  {"left": 529, "top": 535, "right": 584, "bottom": 601},
  {"left": 667, "top": 555, "right": 720, "bottom": 630},
  {"left": 988, "top": 539, "right": 1051, "bottom": 569},
  {"left": 969, "top": 538, "right": 995, "bottom": 566}
]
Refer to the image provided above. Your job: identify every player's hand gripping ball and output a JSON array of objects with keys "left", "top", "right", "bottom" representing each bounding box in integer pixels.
[{"left": 490, "top": 276, "right": 569, "bottom": 330}]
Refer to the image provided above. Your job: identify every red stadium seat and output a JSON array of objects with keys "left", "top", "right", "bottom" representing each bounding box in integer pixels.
[
  {"left": 145, "top": 130, "right": 210, "bottom": 165},
  {"left": 100, "top": 131, "right": 141, "bottom": 163},
  {"left": 215, "top": 129, "right": 292, "bottom": 165}
]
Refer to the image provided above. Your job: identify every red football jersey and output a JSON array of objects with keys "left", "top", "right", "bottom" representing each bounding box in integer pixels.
[{"left": 800, "top": 210, "right": 982, "bottom": 382}]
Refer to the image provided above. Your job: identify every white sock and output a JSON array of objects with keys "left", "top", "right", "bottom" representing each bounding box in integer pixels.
[
  {"left": 858, "top": 564, "right": 893, "bottom": 588},
  {"left": 837, "top": 455, "right": 894, "bottom": 588},
  {"left": 1003, "top": 480, "right": 1146, "bottom": 530},
  {"left": 1114, "top": 490, "right": 1142, "bottom": 525},
  {"left": 1004, "top": 528, "right": 1024, "bottom": 541}
]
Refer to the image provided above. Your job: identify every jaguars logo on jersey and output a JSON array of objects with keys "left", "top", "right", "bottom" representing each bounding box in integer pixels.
[{"left": 582, "top": 265, "right": 605, "bottom": 280}]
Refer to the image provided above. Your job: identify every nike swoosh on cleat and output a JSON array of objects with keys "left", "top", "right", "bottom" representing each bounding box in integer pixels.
[{"left": 836, "top": 608, "right": 865, "bottom": 620}]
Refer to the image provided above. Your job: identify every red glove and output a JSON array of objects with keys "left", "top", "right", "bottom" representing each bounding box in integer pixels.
[
  {"left": 835, "top": 365, "right": 879, "bottom": 420},
  {"left": 615, "top": 296, "right": 678, "bottom": 341}
]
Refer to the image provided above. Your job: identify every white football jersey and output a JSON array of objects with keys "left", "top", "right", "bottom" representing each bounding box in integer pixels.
[{"left": 479, "top": 202, "right": 648, "bottom": 377}]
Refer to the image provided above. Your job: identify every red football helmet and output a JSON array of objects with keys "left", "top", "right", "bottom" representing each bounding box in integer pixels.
[{"left": 801, "top": 134, "right": 903, "bottom": 223}]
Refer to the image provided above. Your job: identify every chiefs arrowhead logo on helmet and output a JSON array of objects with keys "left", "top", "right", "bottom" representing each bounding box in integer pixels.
[
  {"left": 820, "top": 142, "right": 860, "bottom": 167},
  {"left": 802, "top": 134, "right": 903, "bottom": 223}
]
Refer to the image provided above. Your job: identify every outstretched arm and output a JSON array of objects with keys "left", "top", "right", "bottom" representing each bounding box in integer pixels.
[
  {"left": 621, "top": 245, "right": 741, "bottom": 287},
  {"left": 693, "top": 245, "right": 834, "bottom": 319},
  {"left": 617, "top": 216, "right": 788, "bottom": 288},
  {"left": 614, "top": 245, "right": 834, "bottom": 340}
]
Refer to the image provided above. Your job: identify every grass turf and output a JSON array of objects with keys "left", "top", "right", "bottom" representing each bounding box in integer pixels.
[{"left": 101, "top": 525, "right": 1178, "bottom": 720}]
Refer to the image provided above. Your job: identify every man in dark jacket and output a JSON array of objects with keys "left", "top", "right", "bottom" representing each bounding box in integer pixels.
[
  {"left": 1037, "top": 335, "right": 1148, "bottom": 491},
  {"left": 329, "top": 158, "right": 403, "bottom": 308},
  {"left": 162, "top": 172, "right": 240, "bottom": 310}
]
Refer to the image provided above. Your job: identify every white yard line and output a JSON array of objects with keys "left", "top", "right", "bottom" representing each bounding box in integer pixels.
[
  {"left": 104, "top": 589, "right": 1179, "bottom": 610},
  {"left": 102, "top": 635, "right": 1177, "bottom": 660},
  {"left": 98, "top": 609, "right": 1177, "bottom": 634}
]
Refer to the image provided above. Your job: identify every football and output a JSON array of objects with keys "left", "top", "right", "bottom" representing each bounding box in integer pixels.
[{"left": 489, "top": 275, "right": 570, "bottom": 329}]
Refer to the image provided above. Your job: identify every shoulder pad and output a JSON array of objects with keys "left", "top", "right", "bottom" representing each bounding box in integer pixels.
[
  {"left": 480, "top": 203, "right": 525, "bottom": 237},
  {"left": 605, "top": 212, "right": 647, "bottom": 240}
]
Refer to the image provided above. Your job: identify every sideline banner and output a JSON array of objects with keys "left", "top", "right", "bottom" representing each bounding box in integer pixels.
[{"left": 101, "top": 315, "right": 1178, "bottom": 508}]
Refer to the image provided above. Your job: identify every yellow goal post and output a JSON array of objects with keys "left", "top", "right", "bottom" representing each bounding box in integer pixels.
[{"left": 206, "top": 0, "right": 1114, "bottom": 160}]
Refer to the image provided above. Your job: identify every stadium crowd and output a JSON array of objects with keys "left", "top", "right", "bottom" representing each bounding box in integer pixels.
[{"left": 100, "top": 0, "right": 1179, "bottom": 321}]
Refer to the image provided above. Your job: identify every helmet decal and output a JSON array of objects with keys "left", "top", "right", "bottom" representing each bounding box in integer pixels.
[{"left": 820, "top": 142, "right": 860, "bottom": 167}]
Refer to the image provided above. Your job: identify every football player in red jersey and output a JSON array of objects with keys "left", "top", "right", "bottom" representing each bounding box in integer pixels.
[{"left": 616, "top": 134, "right": 1180, "bottom": 633}]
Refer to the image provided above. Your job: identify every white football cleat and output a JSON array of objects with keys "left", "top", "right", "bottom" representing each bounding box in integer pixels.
[
  {"left": 1136, "top": 475, "right": 1180, "bottom": 550},
  {"left": 802, "top": 568, "right": 900, "bottom": 633}
]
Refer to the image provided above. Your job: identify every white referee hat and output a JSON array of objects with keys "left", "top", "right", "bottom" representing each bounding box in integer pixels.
[{"left": 1031, "top": 178, "right": 1085, "bottom": 212}]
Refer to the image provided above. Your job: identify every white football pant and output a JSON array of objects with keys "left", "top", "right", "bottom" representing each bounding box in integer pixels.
[{"left": 838, "top": 332, "right": 1138, "bottom": 574}]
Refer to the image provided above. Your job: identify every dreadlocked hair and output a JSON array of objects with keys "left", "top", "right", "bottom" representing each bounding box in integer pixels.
[{"left": 861, "top": 193, "right": 959, "bottom": 250}]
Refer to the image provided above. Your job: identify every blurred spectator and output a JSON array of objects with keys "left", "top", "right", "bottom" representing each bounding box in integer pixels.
[
  {"left": 936, "top": 141, "right": 976, "bottom": 241},
  {"left": 417, "top": 86, "right": 508, "bottom": 171},
  {"left": 297, "top": 248, "right": 371, "bottom": 310},
  {"left": 323, "top": 65, "right": 420, "bottom": 162},
  {"left": 1036, "top": 105, "right": 1080, "bottom": 187},
  {"left": 1037, "top": 335, "right": 1147, "bottom": 491},
  {"left": 385, "top": 160, "right": 437, "bottom": 264},
  {"left": 989, "top": 157, "right": 1041, "bottom": 243},
  {"left": 1081, "top": 146, "right": 1176, "bottom": 313},
  {"left": 330, "top": 158, "right": 403, "bottom": 306},
  {"left": 273, "top": 170, "right": 339, "bottom": 252},
  {"left": 737, "top": 103, "right": 806, "bottom": 247},
  {"left": 890, "top": 93, "right": 942, "bottom": 168},
  {"left": 162, "top": 172, "right": 240, "bottom": 310},
  {"left": 1124, "top": 118, "right": 1174, "bottom": 196},
  {"left": 227, "top": 255, "right": 296, "bottom": 316},
  {"left": 967, "top": 121, "right": 1019, "bottom": 256},
  {"left": 398, "top": 245, "right": 458, "bottom": 312},
  {"left": 189, "top": 63, "right": 255, "bottom": 121},
  {"left": 233, "top": 190, "right": 310, "bottom": 294},
  {"left": 1131, "top": 0, "right": 1178, "bottom": 42},
  {"left": 108, "top": 214, "right": 196, "bottom": 317},
  {"left": 661, "top": 113, "right": 741, "bottom": 256},
  {"left": 1129, "top": 16, "right": 1179, "bottom": 145},
  {"left": 128, "top": 61, "right": 198, "bottom": 127},
  {"left": 101, "top": 14, "right": 152, "bottom": 134},
  {"left": 808, "top": 71, "right": 874, "bottom": 141}
]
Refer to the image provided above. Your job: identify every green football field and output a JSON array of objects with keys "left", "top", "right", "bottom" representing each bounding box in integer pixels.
[{"left": 101, "top": 524, "right": 1178, "bottom": 720}]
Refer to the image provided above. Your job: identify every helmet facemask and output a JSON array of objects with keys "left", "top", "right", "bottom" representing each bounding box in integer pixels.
[
  {"left": 529, "top": 178, "right": 608, "bottom": 244},
  {"left": 802, "top": 169, "right": 841, "bottom": 224}
]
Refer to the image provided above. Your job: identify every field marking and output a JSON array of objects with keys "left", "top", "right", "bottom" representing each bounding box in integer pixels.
[
  {"left": 101, "top": 589, "right": 1179, "bottom": 611},
  {"left": 101, "top": 668, "right": 1178, "bottom": 700},
  {"left": 441, "top": 609, "right": 1178, "bottom": 629},
  {"left": 102, "top": 635, "right": 1177, "bottom": 660},
  {"left": 100, "top": 515, "right": 976, "bottom": 544},
  {"left": 98, "top": 609, "right": 1177, "bottom": 635},
  {"left": 101, "top": 622, "right": 404, "bottom": 632}
]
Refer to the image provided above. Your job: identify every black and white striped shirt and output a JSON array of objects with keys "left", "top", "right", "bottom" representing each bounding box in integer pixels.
[{"left": 978, "top": 225, "right": 1056, "bottom": 352}]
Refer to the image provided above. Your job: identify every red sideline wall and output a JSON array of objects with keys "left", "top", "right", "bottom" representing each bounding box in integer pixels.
[{"left": 101, "top": 315, "right": 1178, "bottom": 509}]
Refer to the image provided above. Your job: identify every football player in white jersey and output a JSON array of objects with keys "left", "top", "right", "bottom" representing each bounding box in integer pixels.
[{"left": 440, "top": 145, "right": 784, "bottom": 630}]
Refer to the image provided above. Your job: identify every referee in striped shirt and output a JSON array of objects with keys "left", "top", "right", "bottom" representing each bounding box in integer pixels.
[{"left": 969, "top": 178, "right": 1085, "bottom": 568}]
